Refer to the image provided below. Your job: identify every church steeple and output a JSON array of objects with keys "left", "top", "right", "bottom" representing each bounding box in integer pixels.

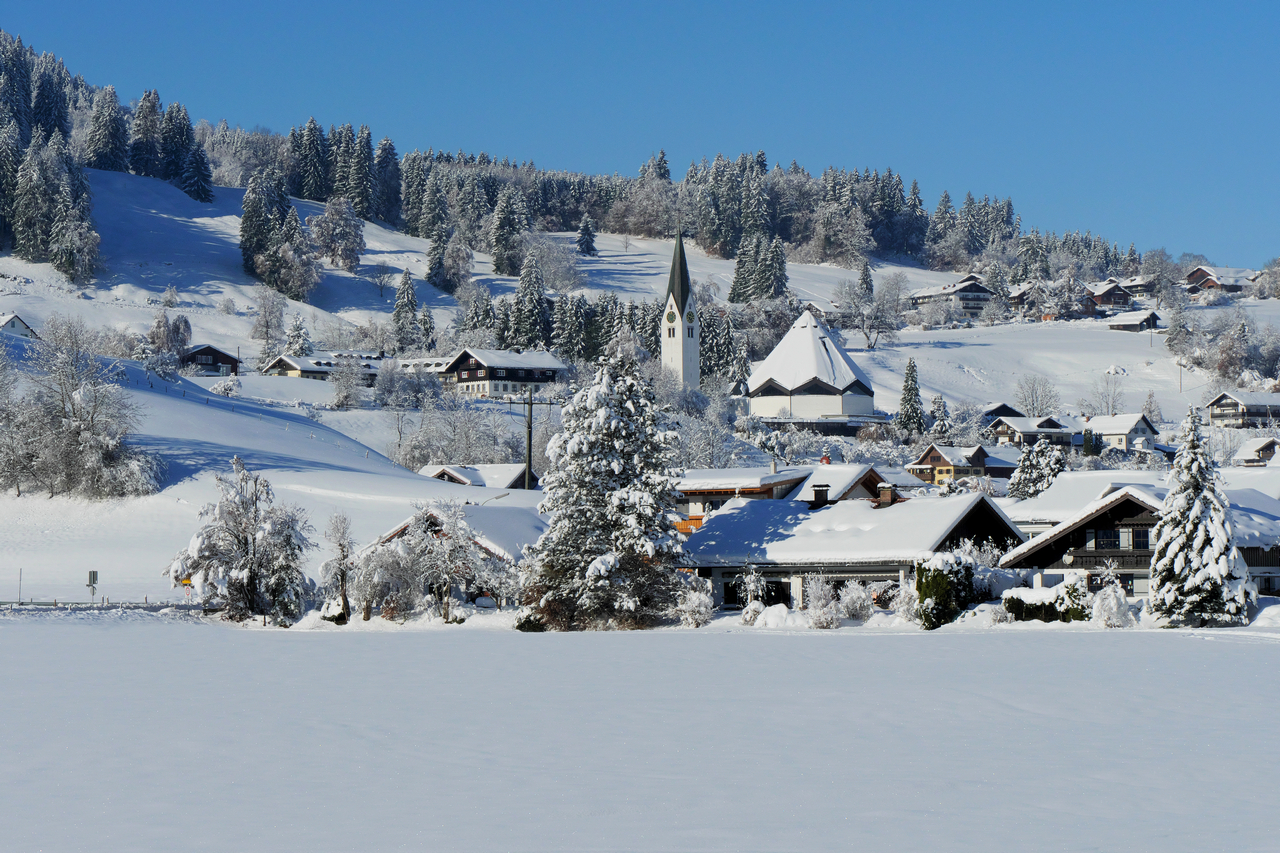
[{"left": 667, "top": 232, "right": 692, "bottom": 313}]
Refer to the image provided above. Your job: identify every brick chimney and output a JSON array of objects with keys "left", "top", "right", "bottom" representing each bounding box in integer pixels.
[
  {"left": 810, "top": 484, "right": 830, "bottom": 509},
  {"left": 876, "top": 482, "right": 898, "bottom": 508}
]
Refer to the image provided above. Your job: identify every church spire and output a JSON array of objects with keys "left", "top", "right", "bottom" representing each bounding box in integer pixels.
[{"left": 667, "top": 232, "right": 692, "bottom": 313}]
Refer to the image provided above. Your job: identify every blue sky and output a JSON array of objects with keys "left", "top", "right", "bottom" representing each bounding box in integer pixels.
[{"left": 8, "top": 1, "right": 1277, "bottom": 266}]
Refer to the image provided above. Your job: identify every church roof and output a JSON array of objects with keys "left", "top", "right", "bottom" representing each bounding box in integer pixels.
[
  {"left": 667, "top": 234, "right": 693, "bottom": 313},
  {"left": 746, "top": 310, "right": 873, "bottom": 397}
]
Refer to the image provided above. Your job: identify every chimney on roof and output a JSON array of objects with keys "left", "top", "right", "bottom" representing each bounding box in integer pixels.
[
  {"left": 876, "top": 482, "right": 898, "bottom": 508},
  {"left": 770, "top": 458, "right": 778, "bottom": 474},
  {"left": 810, "top": 484, "right": 830, "bottom": 509}
]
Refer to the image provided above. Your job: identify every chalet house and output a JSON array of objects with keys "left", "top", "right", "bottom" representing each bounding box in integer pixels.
[
  {"left": 1232, "top": 438, "right": 1280, "bottom": 467},
  {"left": 443, "top": 348, "right": 566, "bottom": 397},
  {"left": 675, "top": 465, "right": 813, "bottom": 533},
  {"left": 0, "top": 312, "right": 38, "bottom": 339},
  {"left": 260, "top": 351, "right": 383, "bottom": 385},
  {"left": 1087, "top": 280, "right": 1134, "bottom": 311},
  {"left": 1117, "top": 274, "right": 1156, "bottom": 295},
  {"left": 420, "top": 463, "right": 538, "bottom": 490},
  {"left": 1206, "top": 391, "right": 1280, "bottom": 429},
  {"left": 981, "top": 402, "right": 1026, "bottom": 423},
  {"left": 988, "top": 415, "right": 1079, "bottom": 447},
  {"left": 1078, "top": 413, "right": 1161, "bottom": 452},
  {"left": 1107, "top": 310, "right": 1160, "bottom": 332},
  {"left": 1185, "top": 265, "right": 1261, "bottom": 294},
  {"left": 906, "top": 444, "right": 1021, "bottom": 485},
  {"left": 746, "top": 310, "right": 877, "bottom": 431},
  {"left": 1001, "top": 483, "right": 1280, "bottom": 595},
  {"left": 909, "top": 277, "right": 992, "bottom": 318},
  {"left": 1007, "top": 281, "right": 1042, "bottom": 312},
  {"left": 181, "top": 344, "right": 240, "bottom": 375},
  {"left": 685, "top": 491, "right": 1027, "bottom": 608}
]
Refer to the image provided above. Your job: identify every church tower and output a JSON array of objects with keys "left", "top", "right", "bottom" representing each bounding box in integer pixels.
[{"left": 661, "top": 234, "right": 700, "bottom": 388}]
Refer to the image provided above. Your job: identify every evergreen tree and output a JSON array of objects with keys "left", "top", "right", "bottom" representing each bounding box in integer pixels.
[
  {"left": 128, "top": 90, "right": 163, "bottom": 178},
  {"left": 179, "top": 144, "right": 214, "bottom": 202},
  {"left": 489, "top": 185, "right": 528, "bottom": 276},
  {"left": 510, "top": 251, "right": 548, "bottom": 348},
  {"left": 930, "top": 394, "right": 951, "bottom": 439},
  {"left": 522, "top": 354, "right": 685, "bottom": 630},
  {"left": 728, "top": 235, "right": 760, "bottom": 303},
  {"left": 254, "top": 206, "right": 320, "bottom": 300},
  {"left": 85, "top": 85, "right": 129, "bottom": 172},
  {"left": 12, "top": 131, "right": 52, "bottom": 261},
  {"left": 298, "top": 117, "right": 329, "bottom": 202},
  {"left": 159, "top": 102, "right": 194, "bottom": 181},
  {"left": 391, "top": 270, "right": 421, "bottom": 353},
  {"left": 1007, "top": 438, "right": 1065, "bottom": 500},
  {"left": 372, "top": 136, "right": 401, "bottom": 224},
  {"left": 306, "top": 197, "right": 365, "bottom": 272},
  {"left": 576, "top": 214, "right": 597, "bottom": 256},
  {"left": 1148, "top": 408, "right": 1253, "bottom": 626},
  {"left": 418, "top": 171, "right": 448, "bottom": 235},
  {"left": 346, "top": 124, "right": 374, "bottom": 219},
  {"left": 859, "top": 260, "right": 874, "bottom": 294},
  {"left": 418, "top": 305, "right": 435, "bottom": 351},
  {"left": 239, "top": 170, "right": 277, "bottom": 275},
  {"left": 284, "top": 313, "right": 313, "bottom": 356},
  {"left": 898, "top": 358, "right": 926, "bottom": 437},
  {"left": 0, "top": 119, "right": 20, "bottom": 245},
  {"left": 30, "top": 64, "right": 70, "bottom": 140}
]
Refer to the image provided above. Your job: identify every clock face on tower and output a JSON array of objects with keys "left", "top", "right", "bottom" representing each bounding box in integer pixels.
[
  {"left": 685, "top": 310, "right": 695, "bottom": 324},
  {"left": 666, "top": 311, "right": 677, "bottom": 323}
]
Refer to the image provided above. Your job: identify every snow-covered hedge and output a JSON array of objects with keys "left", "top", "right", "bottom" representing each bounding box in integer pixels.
[{"left": 1002, "top": 573, "right": 1090, "bottom": 623}]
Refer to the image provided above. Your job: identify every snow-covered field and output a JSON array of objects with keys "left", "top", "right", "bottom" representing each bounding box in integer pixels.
[{"left": 3, "top": 606, "right": 1280, "bottom": 852}]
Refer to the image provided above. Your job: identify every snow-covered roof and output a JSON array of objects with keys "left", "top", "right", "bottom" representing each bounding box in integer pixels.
[
  {"left": 785, "top": 463, "right": 882, "bottom": 502},
  {"left": 1222, "top": 467, "right": 1280, "bottom": 499},
  {"left": 0, "top": 313, "right": 37, "bottom": 337},
  {"left": 1233, "top": 438, "right": 1280, "bottom": 463},
  {"left": 1008, "top": 281, "right": 1042, "bottom": 299},
  {"left": 446, "top": 348, "right": 567, "bottom": 372},
  {"left": 185, "top": 343, "right": 239, "bottom": 360},
  {"left": 1079, "top": 413, "right": 1156, "bottom": 436},
  {"left": 373, "top": 503, "right": 548, "bottom": 564},
  {"left": 686, "top": 493, "right": 1025, "bottom": 567},
  {"left": 1107, "top": 310, "right": 1160, "bottom": 327},
  {"left": 1186, "top": 265, "right": 1261, "bottom": 287},
  {"left": 999, "top": 470, "right": 1169, "bottom": 525},
  {"left": 264, "top": 352, "right": 382, "bottom": 373},
  {"left": 1086, "top": 281, "right": 1132, "bottom": 296},
  {"left": 746, "top": 310, "right": 873, "bottom": 397},
  {"left": 1001, "top": 483, "right": 1280, "bottom": 567},
  {"left": 980, "top": 445, "right": 1022, "bottom": 468},
  {"left": 911, "top": 279, "right": 993, "bottom": 300},
  {"left": 678, "top": 466, "right": 809, "bottom": 493},
  {"left": 420, "top": 464, "right": 531, "bottom": 489},
  {"left": 993, "top": 416, "right": 1075, "bottom": 434},
  {"left": 1209, "top": 391, "right": 1280, "bottom": 408}
]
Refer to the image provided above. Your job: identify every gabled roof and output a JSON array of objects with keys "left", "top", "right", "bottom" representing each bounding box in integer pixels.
[
  {"left": 912, "top": 279, "right": 993, "bottom": 300},
  {"left": 1087, "top": 281, "right": 1133, "bottom": 297},
  {"left": 678, "top": 466, "right": 809, "bottom": 493},
  {"left": 1207, "top": 391, "right": 1280, "bottom": 408},
  {"left": 0, "top": 313, "right": 38, "bottom": 338},
  {"left": 1000, "top": 486, "right": 1162, "bottom": 566},
  {"left": 982, "top": 402, "right": 1026, "bottom": 419},
  {"left": 1107, "top": 309, "right": 1160, "bottom": 326},
  {"left": 1186, "top": 265, "right": 1261, "bottom": 287},
  {"left": 786, "top": 464, "right": 884, "bottom": 502},
  {"left": 666, "top": 233, "right": 693, "bottom": 314},
  {"left": 185, "top": 343, "right": 240, "bottom": 361},
  {"left": 262, "top": 352, "right": 382, "bottom": 373},
  {"left": 1080, "top": 413, "right": 1158, "bottom": 436},
  {"left": 443, "top": 348, "right": 567, "bottom": 373},
  {"left": 371, "top": 503, "right": 548, "bottom": 564},
  {"left": 686, "top": 493, "right": 1025, "bottom": 567},
  {"left": 991, "top": 415, "right": 1075, "bottom": 434},
  {"left": 746, "top": 310, "right": 873, "bottom": 397},
  {"left": 1000, "top": 470, "right": 1169, "bottom": 525},
  {"left": 1233, "top": 437, "right": 1280, "bottom": 462},
  {"left": 420, "top": 464, "right": 533, "bottom": 490}
]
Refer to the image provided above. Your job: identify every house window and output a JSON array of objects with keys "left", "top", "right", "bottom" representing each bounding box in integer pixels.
[
  {"left": 1131, "top": 529, "right": 1149, "bottom": 550},
  {"left": 1095, "top": 529, "right": 1120, "bottom": 550},
  {"left": 496, "top": 370, "right": 505, "bottom": 377},
  {"left": 477, "top": 370, "right": 485, "bottom": 377},
  {"left": 468, "top": 358, "right": 477, "bottom": 367}
]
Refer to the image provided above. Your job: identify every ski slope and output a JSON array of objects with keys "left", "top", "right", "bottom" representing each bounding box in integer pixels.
[{"left": 3, "top": 608, "right": 1280, "bottom": 852}]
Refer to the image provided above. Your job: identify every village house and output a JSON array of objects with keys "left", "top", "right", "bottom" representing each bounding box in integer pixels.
[
  {"left": 1184, "top": 265, "right": 1261, "bottom": 294},
  {"left": 0, "top": 312, "right": 39, "bottom": 339},
  {"left": 1007, "top": 281, "right": 1042, "bottom": 313},
  {"left": 1107, "top": 310, "right": 1160, "bottom": 332},
  {"left": 1078, "top": 413, "right": 1161, "bottom": 452},
  {"left": 745, "top": 309, "right": 878, "bottom": 433},
  {"left": 442, "top": 348, "right": 566, "bottom": 397},
  {"left": 685, "top": 490, "right": 1026, "bottom": 608},
  {"left": 1087, "top": 279, "right": 1135, "bottom": 311},
  {"left": 181, "top": 344, "right": 240, "bottom": 375},
  {"left": 981, "top": 402, "right": 1026, "bottom": 423},
  {"left": 905, "top": 444, "right": 1021, "bottom": 485},
  {"left": 988, "top": 415, "right": 1079, "bottom": 448},
  {"left": 909, "top": 276, "right": 993, "bottom": 318},
  {"left": 1206, "top": 391, "right": 1280, "bottom": 429},
  {"left": 420, "top": 463, "right": 538, "bottom": 490},
  {"left": 1001, "top": 482, "right": 1280, "bottom": 596},
  {"left": 1232, "top": 438, "right": 1280, "bottom": 468},
  {"left": 260, "top": 351, "right": 384, "bottom": 384},
  {"left": 1116, "top": 274, "right": 1156, "bottom": 295}
]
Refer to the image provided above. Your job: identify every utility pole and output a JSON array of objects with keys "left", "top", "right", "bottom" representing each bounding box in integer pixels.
[{"left": 525, "top": 387, "right": 533, "bottom": 490}]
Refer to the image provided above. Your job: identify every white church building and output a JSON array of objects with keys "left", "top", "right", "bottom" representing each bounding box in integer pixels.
[
  {"left": 660, "top": 234, "right": 700, "bottom": 388},
  {"left": 746, "top": 310, "right": 879, "bottom": 432}
]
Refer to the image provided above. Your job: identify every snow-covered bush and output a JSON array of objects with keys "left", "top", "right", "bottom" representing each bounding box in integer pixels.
[
  {"left": 217, "top": 297, "right": 238, "bottom": 315},
  {"left": 838, "top": 580, "right": 873, "bottom": 621},
  {"left": 1091, "top": 581, "right": 1134, "bottom": 628},
  {"left": 1002, "top": 573, "right": 1090, "bottom": 623},
  {"left": 143, "top": 349, "right": 179, "bottom": 380},
  {"left": 210, "top": 375, "right": 241, "bottom": 397},
  {"left": 674, "top": 578, "right": 715, "bottom": 628},
  {"left": 740, "top": 599, "right": 766, "bottom": 626},
  {"left": 161, "top": 284, "right": 180, "bottom": 307},
  {"left": 734, "top": 564, "right": 767, "bottom": 608},
  {"left": 891, "top": 582, "right": 919, "bottom": 623},
  {"left": 804, "top": 574, "right": 841, "bottom": 629}
]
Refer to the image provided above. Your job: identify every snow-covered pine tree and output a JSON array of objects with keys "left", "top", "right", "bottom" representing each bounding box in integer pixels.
[
  {"left": 346, "top": 125, "right": 374, "bottom": 219},
  {"left": 159, "top": 102, "right": 194, "bottom": 182},
  {"left": 84, "top": 85, "right": 128, "bottom": 172},
  {"left": 930, "top": 394, "right": 951, "bottom": 439},
  {"left": 299, "top": 117, "right": 329, "bottom": 202},
  {"left": 488, "top": 185, "right": 528, "bottom": 276},
  {"left": 167, "top": 456, "right": 313, "bottom": 623},
  {"left": 240, "top": 170, "right": 278, "bottom": 275},
  {"left": 859, "top": 259, "right": 873, "bottom": 294},
  {"left": 0, "top": 119, "right": 20, "bottom": 243},
  {"left": 391, "top": 270, "right": 421, "bottom": 353},
  {"left": 576, "top": 214, "right": 597, "bottom": 256},
  {"left": 418, "top": 172, "right": 448, "bottom": 236},
  {"left": 510, "top": 252, "right": 548, "bottom": 349},
  {"left": 898, "top": 357, "right": 926, "bottom": 437},
  {"left": 372, "top": 136, "right": 401, "bottom": 224},
  {"left": 285, "top": 313, "right": 313, "bottom": 356},
  {"left": 254, "top": 206, "right": 319, "bottom": 300},
  {"left": 1148, "top": 407, "right": 1254, "bottom": 626},
  {"left": 728, "top": 235, "right": 759, "bottom": 303},
  {"left": 30, "top": 60, "right": 70, "bottom": 140},
  {"left": 1143, "top": 390, "right": 1163, "bottom": 426},
  {"left": 179, "top": 144, "right": 214, "bottom": 202},
  {"left": 1006, "top": 437, "right": 1065, "bottom": 500},
  {"left": 522, "top": 353, "right": 685, "bottom": 630},
  {"left": 128, "top": 89, "right": 163, "bottom": 178},
  {"left": 419, "top": 306, "right": 435, "bottom": 351},
  {"left": 307, "top": 197, "right": 365, "bottom": 272},
  {"left": 425, "top": 223, "right": 448, "bottom": 290}
]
